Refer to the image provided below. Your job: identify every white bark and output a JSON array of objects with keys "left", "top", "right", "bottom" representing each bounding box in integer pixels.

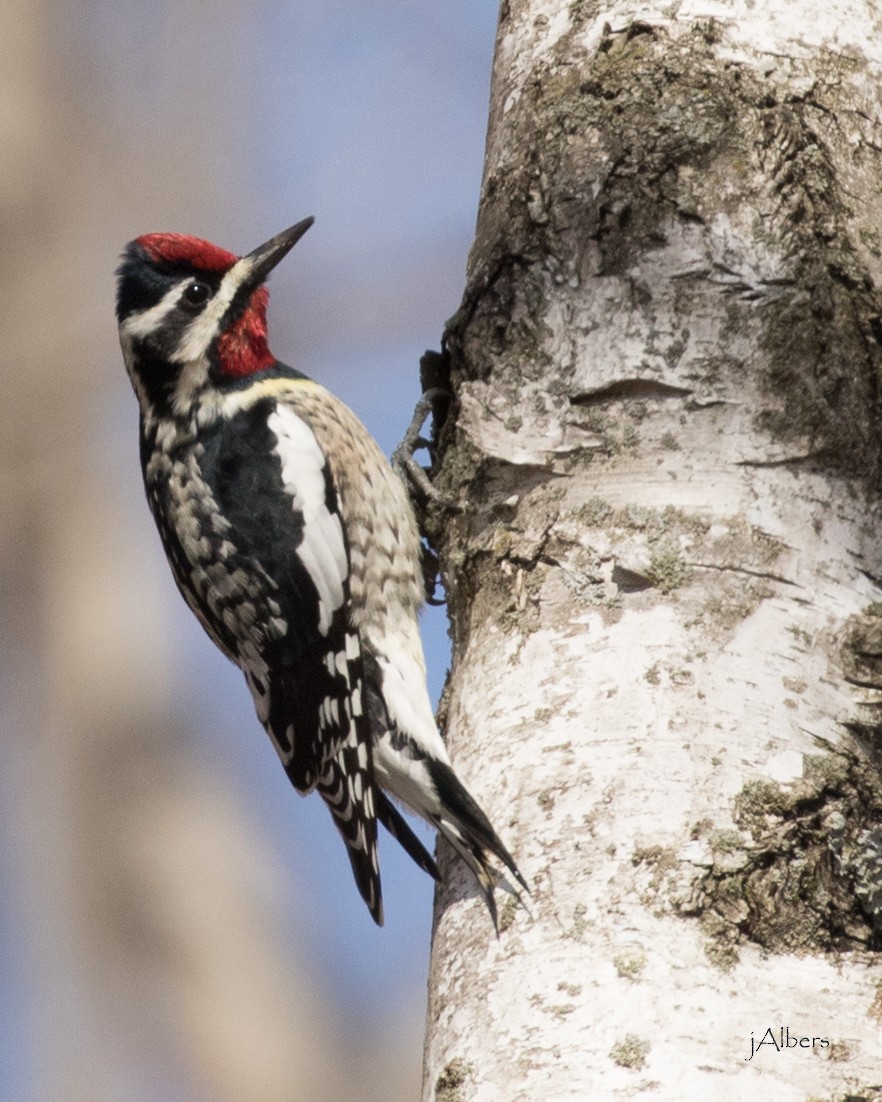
[{"left": 423, "top": 1, "right": 882, "bottom": 1098}]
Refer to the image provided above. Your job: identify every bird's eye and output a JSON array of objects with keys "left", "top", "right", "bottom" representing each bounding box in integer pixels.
[{"left": 182, "top": 281, "right": 210, "bottom": 307}]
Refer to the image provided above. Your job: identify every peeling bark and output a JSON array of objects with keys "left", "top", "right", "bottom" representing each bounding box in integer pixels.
[{"left": 422, "top": 2, "right": 882, "bottom": 1097}]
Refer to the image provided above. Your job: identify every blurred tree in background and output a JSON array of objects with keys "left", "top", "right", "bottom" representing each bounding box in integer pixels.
[{"left": 0, "top": 2, "right": 497, "bottom": 1099}]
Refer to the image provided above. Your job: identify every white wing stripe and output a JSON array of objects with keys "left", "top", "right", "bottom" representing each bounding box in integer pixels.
[{"left": 268, "top": 404, "right": 347, "bottom": 635}]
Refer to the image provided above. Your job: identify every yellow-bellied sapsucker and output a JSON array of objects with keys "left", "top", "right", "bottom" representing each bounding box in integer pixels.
[{"left": 115, "top": 218, "right": 526, "bottom": 926}]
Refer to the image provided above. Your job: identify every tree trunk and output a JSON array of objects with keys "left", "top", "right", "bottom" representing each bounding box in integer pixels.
[{"left": 423, "top": 1, "right": 882, "bottom": 1097}]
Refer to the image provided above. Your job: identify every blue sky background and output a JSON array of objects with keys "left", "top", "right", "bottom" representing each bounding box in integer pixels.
[{"left": 0, "top": 2, "right": 500, "bottom": 1098}]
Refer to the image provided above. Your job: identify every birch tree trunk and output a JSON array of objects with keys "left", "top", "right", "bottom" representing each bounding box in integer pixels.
[{"left": 423, "top": 2, "right": 882, "bottom": 1097}]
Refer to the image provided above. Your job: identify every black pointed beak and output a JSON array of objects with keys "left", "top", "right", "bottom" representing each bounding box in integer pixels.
[{"left": 245, "top": 216, "right": 314, "bottom": 284}]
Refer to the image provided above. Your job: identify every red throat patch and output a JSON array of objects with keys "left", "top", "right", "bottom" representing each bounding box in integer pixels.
[
  {"left": 216, "top": 286, "right": 275, "bottom": 378},
  {"left": 136, "top": 233, "right": 239, "bottom": 272}
]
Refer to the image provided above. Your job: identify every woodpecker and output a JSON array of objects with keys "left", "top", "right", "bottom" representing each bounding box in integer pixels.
[{"left": 116, "top": 218, "right": 526, "bottom": 926}]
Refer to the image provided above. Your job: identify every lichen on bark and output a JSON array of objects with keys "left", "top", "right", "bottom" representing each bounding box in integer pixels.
[{"left": 422, "top": 4, "right": 882, "bottom": 1098}]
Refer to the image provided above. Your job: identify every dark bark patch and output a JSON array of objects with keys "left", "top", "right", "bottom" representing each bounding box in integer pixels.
[
  {"left": 434, "top": 1059, "right": 471, "bottom": 1102},
  {"left": 689, "top": 749, "right": 882, "bottom": 962}
]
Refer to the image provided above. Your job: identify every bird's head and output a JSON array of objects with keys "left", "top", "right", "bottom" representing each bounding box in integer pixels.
[{"left": 116, "top": 217, "right": 313, "bottom": 417}]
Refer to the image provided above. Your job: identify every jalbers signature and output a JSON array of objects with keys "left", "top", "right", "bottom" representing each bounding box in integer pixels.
[{"left": 746, "top": 1026, "right": 830, "bottom": 1061}]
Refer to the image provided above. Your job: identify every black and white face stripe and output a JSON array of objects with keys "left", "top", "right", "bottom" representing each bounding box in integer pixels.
[
  {"left": 119, "top": 251, "right": 260, "bottom": 354},
  {"left": 117, "top": 250, "right": 265, "bottom": 416}
]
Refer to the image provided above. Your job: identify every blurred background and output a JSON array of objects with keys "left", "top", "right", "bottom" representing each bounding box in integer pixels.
[{"left": 0, "top": 2, "right": 497, "bottom": 1099}]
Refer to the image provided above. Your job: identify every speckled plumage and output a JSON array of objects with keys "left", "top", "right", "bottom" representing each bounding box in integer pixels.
[{"left": 116, "top": 220, "right": 526, "bottom": 925}]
